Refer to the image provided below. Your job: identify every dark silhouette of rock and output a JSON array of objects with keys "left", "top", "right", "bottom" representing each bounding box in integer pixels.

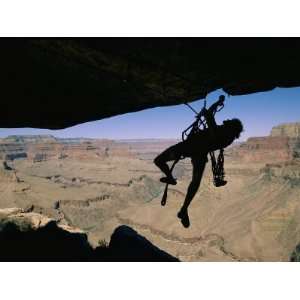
[
  {"left": 0, "top": 220, "right": 96, "bottom": 261},
  {"left": 1, "top": 39, "right": 300, "bottom": 129},
  {"left": 0, "top": 209, "right": 179, "bottom": 262},
  {"left": 109, "top": 225, "right": 179, "bottom": 262},
  {"left": 290, "top": 244, "right": 300, "bottom": 261}
]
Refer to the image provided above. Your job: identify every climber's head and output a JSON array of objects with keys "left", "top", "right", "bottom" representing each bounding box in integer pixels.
[
  {"left": 223, "top": 118, "right": 244, "bottom": 139},
  {"left": 219, "top": 95, "right": 225, "bottom": 102}
]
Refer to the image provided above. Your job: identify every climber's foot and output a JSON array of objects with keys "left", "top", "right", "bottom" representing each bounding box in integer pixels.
[
  {"left": 177, "top": 210, "right": 190, "bottom": 228},
  {"left": 215, "top": 179, "right": 227, "bottom": 187},
  {"left": 161, "top": 198, "right": 166, "bottom": 206},
  {"left": 160, "top": 176, "right": 177, "bottom": 185}
]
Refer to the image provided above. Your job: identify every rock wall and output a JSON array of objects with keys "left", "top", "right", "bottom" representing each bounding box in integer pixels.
[
  {"left": 271, "top": 123, "right": 300, "bottom": 138},
  {"left": 229, "top": 136, "right": 292, "bottom": 162},
  {"left": 0, "top": 143, "right": 27, "bottom": 160},
  {"left": 269, "top": 123, "right": 300, "bottom": 160},
  {"left": 0, "top": 135, "right": 133, "bottom": 162},
  {"left": 228, "top": 123, "right": 300, "bottom": 163}
]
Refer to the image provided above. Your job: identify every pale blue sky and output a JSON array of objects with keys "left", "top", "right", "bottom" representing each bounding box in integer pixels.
[{"left": 1, "top": 87, "right": 299, "bottom": 141}]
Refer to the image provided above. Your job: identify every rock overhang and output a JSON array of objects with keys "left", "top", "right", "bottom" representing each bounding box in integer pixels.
[{"left": 1, "top": 38, "right": 300, "bottom": 129}]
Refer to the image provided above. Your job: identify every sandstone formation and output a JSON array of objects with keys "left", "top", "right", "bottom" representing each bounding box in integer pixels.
[
  {"left": 271, "top": 123, "right": 300, "bottom": 138},
  {"left": 1, "top": 39, "right": 300, "bottom": 129},
  {"left": 228, "top": 122, "right": 300, "bottom": 163},
  {"left": 0, "top": 135, "right": 133, "bottom": 162}
]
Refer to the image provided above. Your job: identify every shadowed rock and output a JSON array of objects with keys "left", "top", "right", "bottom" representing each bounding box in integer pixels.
[
  {"left": 109, "top": 225, "right": 179, "bottom": 262},
  {"left": 290, "top": 244, "right": 300, "bottom": 262},
  {"left": 1, "top": 38, "right": 300, "bottom": 129},
  {"left": 0, "top": 209, "right": 179, "bottom": 262}
]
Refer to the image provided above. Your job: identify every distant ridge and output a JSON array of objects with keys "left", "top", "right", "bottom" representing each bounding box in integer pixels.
[
  {"left": 1, "top": 136, "right": 179, "bottom": 144},
  {"left": 4, "top": 135, "right": 56, "bottom": 143},
  {"left": 1, "top": 135, "right": 109, "bottom": 144},
  {"left": 117, "top": 138, "right": 179, "bottom": 143},
  {"left": 228, "top": 122, "right": 300, "bottom": 163},
  {"left": 270, "top": 122, "right": 300, "bottom": 138}
]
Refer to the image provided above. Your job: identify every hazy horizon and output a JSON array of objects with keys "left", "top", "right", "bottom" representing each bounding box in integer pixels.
[{"left": 1, "top": 87, "right": 300, "bottom": 141}]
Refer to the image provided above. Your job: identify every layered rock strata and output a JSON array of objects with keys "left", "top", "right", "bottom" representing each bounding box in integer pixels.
[{"left": 228, "top": 123, "right": 300, "bottom": 163}]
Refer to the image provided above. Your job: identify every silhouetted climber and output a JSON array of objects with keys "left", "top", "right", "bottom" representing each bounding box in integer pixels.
[{"left": 154, "top": 95, "right": 243, "bottom": 228}]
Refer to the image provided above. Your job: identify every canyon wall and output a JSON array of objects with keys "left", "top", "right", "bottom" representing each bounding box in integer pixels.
[
  {"left": 228, "top": 123, "right": 300, "bottom": 163},
  {"left": 0, "top": 135, "right": 133, "bottom": 162},
  {"left": 271, "top": 123, "right": 300, "bottom": 138}
]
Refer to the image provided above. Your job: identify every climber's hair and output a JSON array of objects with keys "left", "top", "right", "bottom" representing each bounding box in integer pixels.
[{"left": 223, "top": 118, "right": 244, "bottom": 139}]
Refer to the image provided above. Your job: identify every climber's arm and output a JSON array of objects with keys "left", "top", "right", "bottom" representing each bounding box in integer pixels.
[
  {"left": 204, "top": 97, "right": 225, "bottom": 130},
  {"left": 204, "top": 109, "right": 218, "bottom": 129}
]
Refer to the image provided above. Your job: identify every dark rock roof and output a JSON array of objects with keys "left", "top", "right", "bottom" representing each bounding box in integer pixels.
[{"left": 1, "top": 38, "right": 300, "bottom": 129}]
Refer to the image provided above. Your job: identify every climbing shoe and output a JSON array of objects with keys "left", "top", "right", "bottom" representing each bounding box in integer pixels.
[
  {"left": 177, "top": 210, "right": 190, "bottom": 228},
  {"left": 214, "top": 179, "right": 227, "bottom": 187},
  {"left": 160, "top": 176, "right": 177, "bottom": 185}
]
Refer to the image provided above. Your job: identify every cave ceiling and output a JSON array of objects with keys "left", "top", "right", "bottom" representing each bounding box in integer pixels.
[{"left": 1, "top": 38, "right": 300, "bottom": 129}]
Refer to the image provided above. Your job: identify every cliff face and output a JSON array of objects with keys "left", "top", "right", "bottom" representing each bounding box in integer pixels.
[
  {"left": 271, "top": 123, "right": 300, "bottom": 138},
  {"left": 230, "top": 136, "right": 292, "bottom": 162},
  {"left": 0, "top": 135, "right": 133, "bottom": 162},
  {"left": 228, "top": 123, "right": 300, "bottom": 163}
]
